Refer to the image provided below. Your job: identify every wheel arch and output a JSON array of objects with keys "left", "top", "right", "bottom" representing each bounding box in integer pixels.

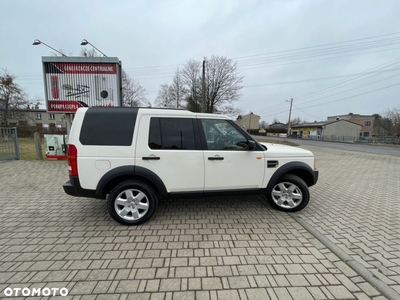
[
  {"left": 96, "top": 166, "right": 168, "bottom": 198},
  {"left": 266, "top": 162, "right": 316, "bottom": 193}
]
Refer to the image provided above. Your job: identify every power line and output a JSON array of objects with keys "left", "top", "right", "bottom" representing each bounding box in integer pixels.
[
  {"left": 232, "top": 31, "right": 400, "bottom": 60},
  {"left": 298, "top": 82, "right": 400, "bottom": 110},
  {"left": 242, "top": 67, "right": 400, "bottom": 88},
  {"left": 12, "top": 33, "right": 400, "bottom": 79},
  {"left": 292, "top": 104, "right": 324, "bottom": 120},
  {"left": 296, "top": 72, "right": 400, "bottom": 106},
  {"left": 237, "top": 47, "right": 400, "bottom": 70},
  {"left": 294, "top": 56, "right": 400, "bottom": 102}
]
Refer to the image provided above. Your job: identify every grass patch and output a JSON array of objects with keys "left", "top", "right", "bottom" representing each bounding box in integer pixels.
[
  {"left": 256, "top": 138, "right": 299, "bottom": 147},
  {"left": 18, "top": 137, "right": 46, "bottom": 160}
]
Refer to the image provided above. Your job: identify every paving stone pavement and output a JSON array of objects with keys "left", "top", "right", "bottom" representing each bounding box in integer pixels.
[
  {"left": 294, "top": 145, "right": 400, "bottom": 299},
  {"left": 0, "top": 145, "right": 397, "bottom": 300}
]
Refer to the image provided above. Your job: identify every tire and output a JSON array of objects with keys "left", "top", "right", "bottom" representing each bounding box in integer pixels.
[
  {"left": 267, "top": 174, "right": 309, "bottom": 212},
  {"left": 107, "top": 180, "right": 158, "bottom": 225}
]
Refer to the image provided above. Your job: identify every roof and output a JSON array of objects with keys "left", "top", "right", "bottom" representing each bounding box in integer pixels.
[
  {"left": 327, "top": 113, "right": 376, "bottom": 118},
  {"left": 268, "top": 122, "right": 287, "bottom": 128},
  {"left": 292, "top": 119, "right": 362, "bottom": 128}
]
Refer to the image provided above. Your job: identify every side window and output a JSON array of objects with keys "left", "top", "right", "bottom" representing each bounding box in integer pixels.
[
  {"left": 149, "top": 118, "right": 196, "bottom": 150},
  {"left": 201, "top": 119, "right": 249, "bottom": 150}
]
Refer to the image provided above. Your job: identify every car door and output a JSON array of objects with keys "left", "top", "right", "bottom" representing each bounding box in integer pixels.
[
  {"left": 135, "top": 114, "right": 204, "bottom": 193},
  {"left": 200, "top": 118, "right": 265, "bottom": 191}
]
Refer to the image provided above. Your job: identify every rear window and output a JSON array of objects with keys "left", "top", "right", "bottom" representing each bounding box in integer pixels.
[
  {"left": 80, "top": 107, "right": 138, "bottom": 146},
  {"left": 149, "top": 118, "right": 197, "bottom": 150}
]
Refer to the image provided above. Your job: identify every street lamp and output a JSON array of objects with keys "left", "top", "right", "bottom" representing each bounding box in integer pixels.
[
  {"left": 80, "top": 39, "right": 107, "bottom": 57},
  {"left": 32, "top": 39, "right": 67, "bottom": 57}
]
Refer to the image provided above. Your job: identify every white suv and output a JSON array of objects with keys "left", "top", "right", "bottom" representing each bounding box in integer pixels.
[{"left": 63, "top": 107, "right": 318, "bottom": 225}]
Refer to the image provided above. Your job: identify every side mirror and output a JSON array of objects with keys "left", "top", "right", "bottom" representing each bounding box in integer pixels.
[{"left": 248, "top": 140, "right": 256, "bottom": 150}]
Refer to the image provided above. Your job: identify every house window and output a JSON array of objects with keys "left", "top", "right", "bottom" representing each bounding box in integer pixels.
[
  {"left": 364, "top": 121, "right": 371, "bottom": 126},
  {"left": 36, "top": 113, "right": 42, "bottom": 120},
  {"left": 363, "top": 132, "right": 370, "bottom": 137},
  {"left": 49, "top": 113, "right": 55, "bottom": 120}
]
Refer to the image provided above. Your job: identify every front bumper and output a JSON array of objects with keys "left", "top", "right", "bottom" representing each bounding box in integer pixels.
[{"left": 313, "top": 170, "right": 319, "bottom": 185}]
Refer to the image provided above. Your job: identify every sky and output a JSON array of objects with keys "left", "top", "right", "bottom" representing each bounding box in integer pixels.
[{"left": 1, "top": 0, "right": 400, "bottom": 124}]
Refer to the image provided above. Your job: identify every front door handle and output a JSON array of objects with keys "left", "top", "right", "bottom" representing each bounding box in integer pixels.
[
  {"left": 208, "top": 157, "right": 224, "bottom": 161},
  {"left": 142, "top": 156, "right": 160, "bottom": 160}
]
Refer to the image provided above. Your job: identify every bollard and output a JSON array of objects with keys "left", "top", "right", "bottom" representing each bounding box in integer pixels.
[{"left": 34, "top": 132, "right": 43, "bottom": 160}]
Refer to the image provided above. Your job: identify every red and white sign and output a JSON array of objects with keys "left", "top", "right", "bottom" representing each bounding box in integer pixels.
[{"left": 42, "top": 57, "right": 122, "bottom": 113}]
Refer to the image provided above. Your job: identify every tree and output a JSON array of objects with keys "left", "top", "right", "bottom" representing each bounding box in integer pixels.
[
  {"left": 170, "top": 70, "right": 186, "bottom": 109},
  {"left": 0, "top": 70, "right": 30, "bottom": 126},
  {"left": 376, "top": 107, "right": 400, "bottom": 137},
  {"left": 182, "top": 60, "right": 202, "bottom": 112},
  {"left": 181, "top": 56, "right": 244, "bottom": 116},
  {"left": 204, "top": 56, "right": 243, "bottom": 115},
  {"left": 374, "top": 114, "right": 392, "bottom": 136},
  {"left": 80, "top": 48, "right": 99, "bottom": 57},
  {"left": 259, "top": 120, "right": 269, "bottom": 129},
  {"left": 122, "top": 70, "right": 148, "bottom": 107},
  {"left": 291, "top": 117, "right": 303, "bottom": 125},
  {"left": 154, "top": 84, "right": 174, "bottom": 108}
]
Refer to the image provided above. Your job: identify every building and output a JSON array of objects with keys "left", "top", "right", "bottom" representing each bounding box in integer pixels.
[
  {"left": 291, "top": 120, "right": 362, "bottom": 142},
  {"left": 327, "top": 113, "right": 377, "bottom": 137},
  {"left": 5, "top": 108, "right": 65, "bottom": 129},
  {"left": 236, "top": 113, "right": 260, "bottom": 132},
  {"left": 265, "top": 122, "right": 288, "bottom": 136}
]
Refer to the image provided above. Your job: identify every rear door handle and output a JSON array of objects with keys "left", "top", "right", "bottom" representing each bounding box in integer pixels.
[
  {"left": 142, "top": 156, "right": 160, "bottom": 160},
  {"left": 208, "top": 157, "right": 224, "bottom": 161}
]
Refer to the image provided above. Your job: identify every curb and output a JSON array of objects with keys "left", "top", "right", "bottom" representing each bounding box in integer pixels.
[{"left": 293, "top": 216, "right": 400, "bottom": 300}]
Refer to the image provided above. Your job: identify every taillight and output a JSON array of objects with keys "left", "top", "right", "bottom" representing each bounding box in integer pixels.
[{"left": 67, "top": 144, "right": 78, "bottom": 176}]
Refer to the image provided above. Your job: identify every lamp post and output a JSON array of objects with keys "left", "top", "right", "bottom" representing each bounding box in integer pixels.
[
  {"left": 80, "top": 39, "right": 107, "bottom": 57},
  {"left": 32, "top": 39, "right": 67, "bottom": 57}
]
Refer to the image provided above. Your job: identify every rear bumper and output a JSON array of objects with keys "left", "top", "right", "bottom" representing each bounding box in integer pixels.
[
  {"left": 63, "top": 176, "right": 103, "bottom": 199},
  {"left": 63, "top": 180, "right": 79, "bottom": 197}
]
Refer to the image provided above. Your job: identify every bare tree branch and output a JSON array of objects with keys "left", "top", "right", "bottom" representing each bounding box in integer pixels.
[
  {"left": 0, "top": 69, "right": 30, "bottom": 125},
  {"left": 154, "top": 84, "right": 174, "bottom": 108},
  {"left": 181, "top": 56, "right": 244, "bottom": 115},
  {"left": 121, "top": 70, "right": 148, "bottom": 107}
]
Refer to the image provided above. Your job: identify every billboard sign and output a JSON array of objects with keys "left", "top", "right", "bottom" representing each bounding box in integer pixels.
[{"left": 42, "top": 57, "right": 122, "bottom": 113}]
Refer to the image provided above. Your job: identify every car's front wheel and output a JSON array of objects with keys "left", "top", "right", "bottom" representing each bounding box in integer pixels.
[
  {"left": 107, "top": 180, "right": 157, "bottom": 225},
  {"left": 267, "top": 174, "right": 309, "bottom": 212}
]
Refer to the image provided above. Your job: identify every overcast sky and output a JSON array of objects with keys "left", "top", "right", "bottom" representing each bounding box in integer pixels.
[{"left": 1, "top": 0, "right": 400, "bottom": 123}]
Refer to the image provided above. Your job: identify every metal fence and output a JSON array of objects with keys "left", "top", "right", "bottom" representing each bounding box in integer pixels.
[
  {"left": 321, "top": 135, "right": 356, "bottom": 143},
  {"left": 0, "top": 127, "right": 20, "bottom": 160},
  {"left": 320, "top": 135, "right": 400, "bottom": 144}
]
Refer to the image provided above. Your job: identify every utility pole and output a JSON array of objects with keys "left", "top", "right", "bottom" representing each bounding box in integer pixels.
[
  {"left": 287, "top": 98, "right": 293, "bottom": 137},
  {"left": 201, "top": 60, "right": 206, "bottom": 113},
  {"left": 249, "top": 112, "right": 253, "bottom": 133}
]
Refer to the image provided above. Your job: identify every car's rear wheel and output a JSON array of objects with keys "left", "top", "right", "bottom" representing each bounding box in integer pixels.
[
  {"left": 267, "top": 174, "right": 309, "bottom": 212},
  {"left": 107, "top": 180, "right": 157, "bottom": 225}
]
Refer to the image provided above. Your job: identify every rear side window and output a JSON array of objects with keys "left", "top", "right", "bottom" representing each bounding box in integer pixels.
[
  {"left": 149, "top": 118, "right": 196, "bottom": 150},
  {"left": 80, "top": 107, "right": 138, "bottom": 146}
]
